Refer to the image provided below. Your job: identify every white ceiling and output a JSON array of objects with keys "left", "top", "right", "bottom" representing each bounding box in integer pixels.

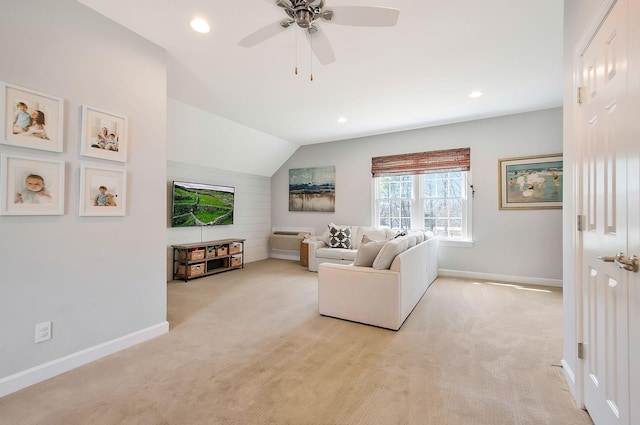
[{"left": 77, "top": 0, "right": 563, "bottom": 146}]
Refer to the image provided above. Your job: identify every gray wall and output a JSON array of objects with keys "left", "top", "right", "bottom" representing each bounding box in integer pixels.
[
  {"left": 0, "top": 0, "right": 167, "bottom": 380},
  {"left": 272, "top": 108, "right": 563, "bottom": 283}
]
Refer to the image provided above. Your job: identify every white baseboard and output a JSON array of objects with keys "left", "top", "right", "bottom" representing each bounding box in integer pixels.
[
  {"left": 0, "top": 321, "right": 169, "bottom": 398},
  {"left": 561, "top": 358, "right": 577, "bottom": 399},
  {"left": 438, "top": 269, "right": 563, "bottom": 287}
]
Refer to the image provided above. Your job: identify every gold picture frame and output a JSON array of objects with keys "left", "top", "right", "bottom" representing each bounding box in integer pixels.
[{"left": 498, "top": 154, "right": 563, "bottom": 210}]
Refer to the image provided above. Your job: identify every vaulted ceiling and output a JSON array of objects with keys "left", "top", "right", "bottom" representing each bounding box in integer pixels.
[{"left": 78, "top": 0, "right": 563, "bottom": 146}]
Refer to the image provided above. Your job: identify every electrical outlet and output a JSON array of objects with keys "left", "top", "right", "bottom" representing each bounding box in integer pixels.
[{"left": 35, "top": 321, "right": 52, "bottom": 343}]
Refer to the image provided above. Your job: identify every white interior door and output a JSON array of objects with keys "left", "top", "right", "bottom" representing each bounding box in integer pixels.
[{"left": 579, "top": 0, "right": 637, "bottom": 424}]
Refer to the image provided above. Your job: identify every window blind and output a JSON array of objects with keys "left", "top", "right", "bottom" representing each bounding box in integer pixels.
[{"left": 371, "top": 147, "right": 470, "bottom": 177}]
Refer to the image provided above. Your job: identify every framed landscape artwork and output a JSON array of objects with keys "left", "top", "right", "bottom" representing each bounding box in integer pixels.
[
  {"left": 80, "top": 105, "right": 128, "bottom": 162},
  {"left": 498, "top": 154, "right": 563, "bottom": 210},
  {"left": 79, "top": 164, "right": 127, "bottom": 216},
  {"left": 289, "top": 166, "right": 335, "bottom": 212},
  {"left": 0, "top": 153, "right": 65, "bottom": 215},
  {"left": 0, "top": 81, "right": 64, "bottom": 152}
]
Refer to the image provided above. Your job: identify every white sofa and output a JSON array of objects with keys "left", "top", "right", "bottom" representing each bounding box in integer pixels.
[
  {"left": 318, "top": 235, "right": 439, "bottom": 330},
  {"left": 306, "top": 226, "right": 396, "bottom": 272}
]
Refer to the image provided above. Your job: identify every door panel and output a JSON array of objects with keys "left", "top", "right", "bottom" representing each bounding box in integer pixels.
[{"left": 580, "top": 0, "right": 630, "bottom": 424}]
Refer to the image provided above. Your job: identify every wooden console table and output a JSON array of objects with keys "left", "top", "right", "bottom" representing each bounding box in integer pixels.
[{"left": 172, "top": 238, "right": 245, "bottom": 282}]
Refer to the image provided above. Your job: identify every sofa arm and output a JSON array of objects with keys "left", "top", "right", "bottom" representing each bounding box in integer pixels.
[
  {"left": 318, "top": 263, "right": 402, "bottom": 330},
  {"left": 307, "top": 239, "right": 327, "bottom": 271}
]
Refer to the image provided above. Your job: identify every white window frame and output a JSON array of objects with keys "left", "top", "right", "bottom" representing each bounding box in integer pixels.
[{"left": 372, "top": 172, "right": 473, "bottom": 246}]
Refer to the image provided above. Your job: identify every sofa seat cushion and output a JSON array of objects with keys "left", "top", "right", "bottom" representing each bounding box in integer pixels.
[{"left": 316, "top": 247, "right": 356, "bottom": 260}]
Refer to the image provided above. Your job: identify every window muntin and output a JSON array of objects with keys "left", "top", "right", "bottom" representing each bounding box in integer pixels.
[
  {"left": 422, "top": 172, "right": 465, "bottom": 238},
  {"left": 374, "top": 171, "right": 471, "bottom": 240},
  {"left": 377, "top": 176, "right": 413, "bottom": 230}
]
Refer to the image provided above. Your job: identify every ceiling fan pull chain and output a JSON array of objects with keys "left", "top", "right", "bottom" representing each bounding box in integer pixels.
[
  {"left": 309, "top": 32, "right": 314, "bottom": 81},
  {"left": 294, "top": 26, "right": 299, "bottom": 75}
]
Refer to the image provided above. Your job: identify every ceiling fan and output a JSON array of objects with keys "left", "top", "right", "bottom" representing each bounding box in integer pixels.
[{"left": 238, "top": 0, "right": 400, "bottom": 66}]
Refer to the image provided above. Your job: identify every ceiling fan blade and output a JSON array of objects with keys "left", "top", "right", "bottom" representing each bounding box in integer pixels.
[
  {"left": 305, "top": 25, "right": 335, "bottom": 65},
  {"left": 264, "top": 0, "right": 294, "bottom": 9},
  {"left": 238, "top": 20, "right": 289, "bottom": 48},
  {"left": 323, "top": 6, "right": 400, "bottom": 27}
]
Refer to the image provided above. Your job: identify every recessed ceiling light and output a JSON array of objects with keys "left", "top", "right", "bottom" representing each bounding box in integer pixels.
[
  {"left": 469, "top": 91, "right": 483, "bottom": 98},
  {"left": 337, "top": 117, "right": 347, "bottom": 123},
  {"left": 190, "top": 18, "right": 210, "bottom": 33}
]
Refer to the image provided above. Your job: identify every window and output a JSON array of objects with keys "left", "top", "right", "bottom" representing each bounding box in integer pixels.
[
  {"left": 372, "top": 148, "right": 472, "bottom": 241},
  {"left": 377, "top": 175, "right": 413, "bottom": 230}
]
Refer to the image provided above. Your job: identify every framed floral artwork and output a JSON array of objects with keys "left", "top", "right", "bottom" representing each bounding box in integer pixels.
[
  {"left": 79, "top": 164, "right": 127, "bottom": 216},
  {"left": 0, "top": 153, "right": 65, "bottom": 215},
  {"left": 80, "top": 105, "right": 128, "bottom": 162},
  {"left": 0, "top": 81, "right": 64, "bottom": 152}
]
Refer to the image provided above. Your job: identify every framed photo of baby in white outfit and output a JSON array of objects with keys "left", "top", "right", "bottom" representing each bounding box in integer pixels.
[
  {"left": 0, "top": 153, "right": 65, "bottom": 215},
  {"left": 80, "top": 105, "right": 128, "bottom": 163},
  {"left": 79, "top": 164, "right": 127, "bottom": 216},
  {"left": 0, "top": 82, "right": 64, "bottom": 152}
]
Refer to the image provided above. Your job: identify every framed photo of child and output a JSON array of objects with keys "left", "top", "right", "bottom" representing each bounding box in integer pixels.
[
  {"left": 80, "top": 105, "right": 128, "bottom": 163},
  {"left": 79, "top": 164, "right": 127, "bottom": 216},
  {"left": 0, "top": 81, "right": 64, "bottom": 152},
  {"left": 0, "top": 153, "right": 65, "bottom": 215}
]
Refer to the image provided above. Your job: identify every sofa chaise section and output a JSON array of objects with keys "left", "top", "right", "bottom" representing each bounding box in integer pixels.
[{"left": 318, "top": 236, "right": 439, "bottom": 330}]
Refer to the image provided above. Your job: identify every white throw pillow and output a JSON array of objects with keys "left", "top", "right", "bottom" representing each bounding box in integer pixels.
[
  {"left": 372, "top": 238, "right": 409, "bottom": 270},
  {"left": 353, "top": 240, "right": 386, "bottom": 267}
]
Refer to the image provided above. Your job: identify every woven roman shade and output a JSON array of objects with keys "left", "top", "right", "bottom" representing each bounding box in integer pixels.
[{"left": 371, "top": 147, "right": 470, "bottom": 177}]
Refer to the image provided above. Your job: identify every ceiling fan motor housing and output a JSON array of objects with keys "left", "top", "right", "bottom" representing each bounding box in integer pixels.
[{"left": 282, "top": 0, "right": 328, "bottom": 29}]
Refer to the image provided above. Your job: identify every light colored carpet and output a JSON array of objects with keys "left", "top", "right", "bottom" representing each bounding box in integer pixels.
[{"left": 0, "top": 259, "right": 593, "bottom": 425}]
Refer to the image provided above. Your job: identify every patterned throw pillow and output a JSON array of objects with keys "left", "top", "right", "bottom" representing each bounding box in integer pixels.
[{"left": 328, "top": 225, "right": 352, "bottom": 249}]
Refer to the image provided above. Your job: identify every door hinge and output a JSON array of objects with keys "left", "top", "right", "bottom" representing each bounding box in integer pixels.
[
  {"left": 577, "top": 86, "right": 584, "bottom": 104},
  {"left": 577, "top": 215, "right": 586, "bottom": 232},
  {"left": 578, "top": 342, "right": 584, "bottom": 359}
]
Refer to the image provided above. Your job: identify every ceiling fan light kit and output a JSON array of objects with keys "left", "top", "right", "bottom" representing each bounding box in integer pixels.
[{"left": 238, "top": 0, "right": 400, "bottom": 79}]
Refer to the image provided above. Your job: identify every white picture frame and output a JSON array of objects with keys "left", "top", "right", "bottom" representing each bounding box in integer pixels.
[
  {"left": 0, "top": 153, "right": 65, "bottom": 215},
  {"left": 79, "top": 164, "right": 127, "bottom": 216},
  {"left": 80, "top": 105, "right": 128, "bottom": 162},
  {"left": 0, "top": 81, "right": 64, "bottom": 153}
]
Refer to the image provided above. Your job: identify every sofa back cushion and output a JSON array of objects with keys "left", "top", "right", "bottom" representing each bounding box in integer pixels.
[
  {"left": 372, "top": 237, "right": 409, "bottom": 270},
  {"left": 354, "top": 227, "right": 391, "bottom": 249},
  {"left": 353, "top": 239, "right": 387, "bottom": 267}
]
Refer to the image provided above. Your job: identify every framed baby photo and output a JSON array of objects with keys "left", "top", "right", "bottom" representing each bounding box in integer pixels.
[
  {"left": 80, "top": 105, "right": 128, "bottom": 163},
  {"left": 0, "top": 153, "right": 65, "bottom": 215},
  {"left": 79, "top": 164, "right": 127, "bottom": 216},
  {"left": 0, "top": 81, "right": 64, "bottom": 152}
]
